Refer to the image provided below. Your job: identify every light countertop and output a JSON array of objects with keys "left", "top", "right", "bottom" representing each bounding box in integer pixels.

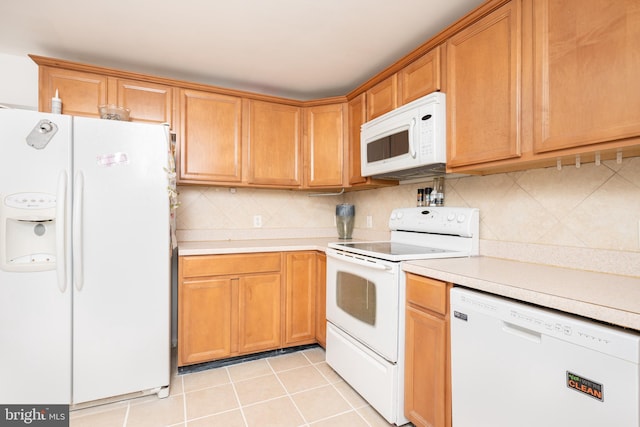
[
  {"left": 403, "top": 257, "right": 640, "bottom": 331},
  {"left": 178, "top": 239, "right": 640, "bottom": 331}
]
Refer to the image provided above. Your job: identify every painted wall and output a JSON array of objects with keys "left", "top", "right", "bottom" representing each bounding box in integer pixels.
[{"left": 0, "top": 53, "right": 38, "bottom": 109}]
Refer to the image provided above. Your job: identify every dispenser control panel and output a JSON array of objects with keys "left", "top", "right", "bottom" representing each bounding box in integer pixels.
[
  {"left": 5, "top": 193, "right": 56, "bottom": 209},
  {"left": 1, "top": 192, "right": 57, "bottom": 272}
]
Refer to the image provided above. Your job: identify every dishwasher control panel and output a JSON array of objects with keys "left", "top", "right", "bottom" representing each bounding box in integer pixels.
[{"left": 451, "top": 287, "right": 640, "bottom": 363}]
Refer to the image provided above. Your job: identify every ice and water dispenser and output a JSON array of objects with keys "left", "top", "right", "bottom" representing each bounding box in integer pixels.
[{"left": 0, "top": 192, "right": 57, "bottom": 271}]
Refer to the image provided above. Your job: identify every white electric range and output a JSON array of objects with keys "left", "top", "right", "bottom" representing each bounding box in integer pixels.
[{"left": 325, "top": 206, "right": 479, "bottom": 426}]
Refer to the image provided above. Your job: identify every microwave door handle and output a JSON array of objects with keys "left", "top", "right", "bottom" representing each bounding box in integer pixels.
[{"left": 409, "top": 118, "right": 417, "bottom": 158}]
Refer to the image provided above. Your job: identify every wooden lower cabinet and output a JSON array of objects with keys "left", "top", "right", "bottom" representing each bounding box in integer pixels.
[
  {"left": 284, "top": 252, "right": 317, "bottom": 345},
  {"left": 178, "top": 253, "right": 282, "bottom": 366},
  {"left": 179, "top": 251, "right": 323, "bottom": 367},
  {"left": 404, "top": 273, "right": 452, "bottom": 427},
  {"left": 238, "top": 274, "right": 282, "bottom": 353},
  {"left": 178, "top": 277, "right": 232, "bottom": 365},
  {"left": 315, "top": 253, "right": 327, "bottom": 347}
]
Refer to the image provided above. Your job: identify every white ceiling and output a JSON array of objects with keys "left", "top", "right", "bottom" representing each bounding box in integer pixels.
[{"left": 1, "top": 0, "right": 485, "bottom": 100}]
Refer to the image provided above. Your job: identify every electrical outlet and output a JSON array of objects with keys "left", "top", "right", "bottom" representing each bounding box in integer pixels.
[
  {"left": 366, "top": 215, "right": 373, "bottom": 228},
  {"left": 253, "top": 215, "right": 262, "bottom": 228}
]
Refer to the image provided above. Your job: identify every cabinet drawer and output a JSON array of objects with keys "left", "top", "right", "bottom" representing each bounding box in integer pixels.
[
  {"left": 406, "top": 273, "right": 448, "bottom": 315},
  {"left": 182, "top": 253, "right": 281, "bottom": 277}
]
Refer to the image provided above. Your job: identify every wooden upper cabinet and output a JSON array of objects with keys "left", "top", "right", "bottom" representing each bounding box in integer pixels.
[
  {"left": 304, "top": 103, "right": 346, "bottom": 188},
  {"left": 398, "top": 46, "right": 442, "bottom": 105},
  {"left": 246, "top": 100, "right": 302, "bottom": 187},
  {"left": 348, "top": 93, "right": 367, "bottom": 185},
  {"left": 112, "top": 78, "right": 174, "bottom": 126},
  {"left": 38, "top": 67, "right": 108, "bottom": 117},
  {"left": 179, "top": 89, "right": 242, "bottom": 183},
  {"left": 533, "top": 0, "right": 640, "bottom": 153},
  {"left": 366, "top": 74, "right": 398, "bottom": 120},
  {"left": 38, "top": 66, "right": 175, "bottom": 127},
  {"left": 446, "top": 0, "right": 522, "bottom": 168}
]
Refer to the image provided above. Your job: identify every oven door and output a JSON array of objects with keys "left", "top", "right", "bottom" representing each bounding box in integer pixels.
[{"left": 325, "top": 248, "right": 400, "bottom": 362}]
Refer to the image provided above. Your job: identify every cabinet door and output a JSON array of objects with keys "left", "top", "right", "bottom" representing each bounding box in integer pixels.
[
  {"left": 315, "top": 253, "right": 327, "bottom": 348},
  {"left": 178, "top": 277, "right": 232, "bottom": 366},
  {"left": 348, "top": 93, "right": 367, "bottom": 185},
  {"left": 112, "top": 79, "right": 174, "bottom": 127},
  {"left": 285, "top": 252, "right": 317, "bottom": 345},
  {"left": 246, "top": 100, "right": 301, "bottom": 186},
  {"left": 447, "top": 1, "right": 522, "bottom": 167},
  {"left": 38, "top": 67, "right": 107, "bottom": 117},
  {"left": 533, "top": 0, "right": 640, "bottom": 153},
  {"left": 237, "top": 273, "right": 282, "bottom": 353},
  {"left": 179, "top": 89, "right": 242, "bottom": 183},
  {"left": 405, "top": 306, "right": 448, "bottom": 427},
  {"left": 304, "top": 104, "right": 346, "bottom": 188},
  {"left": 366, "top": 74, "right": 398, "bottom": 120},
  {"left": 398, "top": 46, "right": 442, "bottom": 105}
]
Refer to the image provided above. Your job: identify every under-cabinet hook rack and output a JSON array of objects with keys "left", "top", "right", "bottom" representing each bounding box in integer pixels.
[{"left": 307, "top": 188, "right": 345, "bottom": 197}]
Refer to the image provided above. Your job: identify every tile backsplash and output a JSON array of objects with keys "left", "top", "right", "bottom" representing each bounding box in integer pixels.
[{"left": 177, "top": 157, "right": 640, "bottom": 276}]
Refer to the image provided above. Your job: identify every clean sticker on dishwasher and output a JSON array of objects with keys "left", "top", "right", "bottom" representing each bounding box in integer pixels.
[
  {"left": 97, "top": 152, "right": 129, "bottom": 167},
  {"left": 566, "top": 371, "right": 603, "bottom": 401}
]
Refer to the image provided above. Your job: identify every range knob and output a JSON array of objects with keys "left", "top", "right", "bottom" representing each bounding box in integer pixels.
[
  {"left": 447, "top": 213, "right": 456, "bottom": 221},
  {"left": 457, "top": 214, "right": 466, "bottom": 223}
]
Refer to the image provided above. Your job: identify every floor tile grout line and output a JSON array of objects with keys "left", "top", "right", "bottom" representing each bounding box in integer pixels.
[
  {"left": 310, "top": 357, "right": 378, "bottom": 427},
  {"left": 227, "top": 365, "right": 250, "bottom": 427},
  {"left": 122, "top": 402, "right": 130, "bottom": 427},
  {"left": 180, "top": 373, "right": 187, "bottom": 426},
  {"left": 265, "top": 354, "right": 311, "bottom": 426}
]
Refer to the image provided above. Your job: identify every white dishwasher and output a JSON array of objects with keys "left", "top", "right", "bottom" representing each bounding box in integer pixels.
[{"left": 450, "top": 287, "right": 640, "bottom": 427}]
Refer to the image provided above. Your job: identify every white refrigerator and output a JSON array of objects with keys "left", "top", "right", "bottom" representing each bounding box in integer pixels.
[{"left": 0, "top": 108, "right": 171, "bottom": 405}]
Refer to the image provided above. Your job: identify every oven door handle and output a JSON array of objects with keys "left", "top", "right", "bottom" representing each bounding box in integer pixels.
[{"left": 327, "top": 251, "right": 392, "bottom": 271}]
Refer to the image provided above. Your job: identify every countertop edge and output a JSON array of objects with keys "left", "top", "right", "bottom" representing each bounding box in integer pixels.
[{"left": 177, "top": 238, "right": 336, "bottom": 256}]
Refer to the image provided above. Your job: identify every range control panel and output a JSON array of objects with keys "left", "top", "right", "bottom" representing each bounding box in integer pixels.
[{"left": 389, "top": 206, "right": 479, "bottom": 237}]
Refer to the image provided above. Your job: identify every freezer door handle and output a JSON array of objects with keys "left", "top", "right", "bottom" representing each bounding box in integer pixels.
[
  {"left": 73, "top": 171, "right": 84, "bottom": 291},
  {"left": 55, "top": 171, "right": 68, "bottom": 293}
]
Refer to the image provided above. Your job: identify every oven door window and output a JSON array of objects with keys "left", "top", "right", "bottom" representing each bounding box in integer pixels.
[{"left": 336, "top": 272, "right": 376, "bottom": 326}]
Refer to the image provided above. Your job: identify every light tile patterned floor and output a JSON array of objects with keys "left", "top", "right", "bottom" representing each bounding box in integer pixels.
[{"left": 70, "top": 347, "right": 396, "bottom": 427}]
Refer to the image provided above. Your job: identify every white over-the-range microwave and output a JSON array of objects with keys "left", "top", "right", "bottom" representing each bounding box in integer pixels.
[{"left": 360, "top": 91, "right": 446, "bottom": 181}]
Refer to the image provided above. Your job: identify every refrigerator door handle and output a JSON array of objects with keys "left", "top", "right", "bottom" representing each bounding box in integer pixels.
[
  {"left": 55, "top": 171, "right": 68, "bottom": 293},
  {"left": 73, "top": 171, "right": 84, "bottom": 291}
]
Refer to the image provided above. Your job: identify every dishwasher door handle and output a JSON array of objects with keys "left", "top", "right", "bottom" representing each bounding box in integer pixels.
[{"left": 502, "top": 321, "right": 542, "bottom": 344}]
